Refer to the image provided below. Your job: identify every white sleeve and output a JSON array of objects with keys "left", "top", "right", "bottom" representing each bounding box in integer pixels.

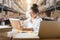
[
  {"left": 22, "top": 19, "right": 29, "bottom": 28},
  {"left": 33, "top": 18, "right": 42, "bottom": 34}
]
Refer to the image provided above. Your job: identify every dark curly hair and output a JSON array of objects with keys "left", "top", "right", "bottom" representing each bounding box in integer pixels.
[{"left": 31, "top": 4, "right": 39, "bottom": 14}]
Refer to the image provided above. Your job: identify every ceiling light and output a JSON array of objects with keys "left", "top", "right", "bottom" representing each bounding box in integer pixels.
[{"left": 26, "top": 0, "right": 31, "bottom": 4}]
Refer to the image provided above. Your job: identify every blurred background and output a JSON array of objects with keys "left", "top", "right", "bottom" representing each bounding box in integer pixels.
[{"left": 0, "top": 0, "right": 59, "bottom": 25}]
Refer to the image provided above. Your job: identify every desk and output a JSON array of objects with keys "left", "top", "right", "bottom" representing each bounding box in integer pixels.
[
  {"left": 12, "top": 33, "right": 39, "bottom": 40},
  {"left": 0, "top": 25, "right": 12, "bottom": 33},
  {"left": 0, "top": 25, "right": 12, "bottom": 40}
]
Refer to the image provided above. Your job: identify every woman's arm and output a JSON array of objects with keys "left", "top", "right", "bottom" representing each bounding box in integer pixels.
[{"left": 22, "top": 28, "right": 34, "bottom": 31}]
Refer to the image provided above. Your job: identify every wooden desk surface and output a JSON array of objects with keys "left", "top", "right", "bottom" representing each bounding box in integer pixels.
[
  {"left": 13, "top": 33, "right": 39, "bottom": 39},
  {"left": 0, "top": 25, "right": 12, "bottom": 33}
]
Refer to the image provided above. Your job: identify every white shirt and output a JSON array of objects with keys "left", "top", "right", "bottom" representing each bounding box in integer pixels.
[{"left": 23, "top": 16, "right": 42, "bottom": 35}]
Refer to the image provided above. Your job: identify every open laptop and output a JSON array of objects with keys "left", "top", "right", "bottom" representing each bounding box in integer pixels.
[
  {"left": 9, "top": 18, "right": 33, "bottom": 32},
  {"left": 9, "top": 18, "right": 22, "bottom": 32}
]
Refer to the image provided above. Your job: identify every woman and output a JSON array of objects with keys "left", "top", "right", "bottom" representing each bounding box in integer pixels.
[{"left": 23, "top": 4, "right": 42, "bottom": 35}]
